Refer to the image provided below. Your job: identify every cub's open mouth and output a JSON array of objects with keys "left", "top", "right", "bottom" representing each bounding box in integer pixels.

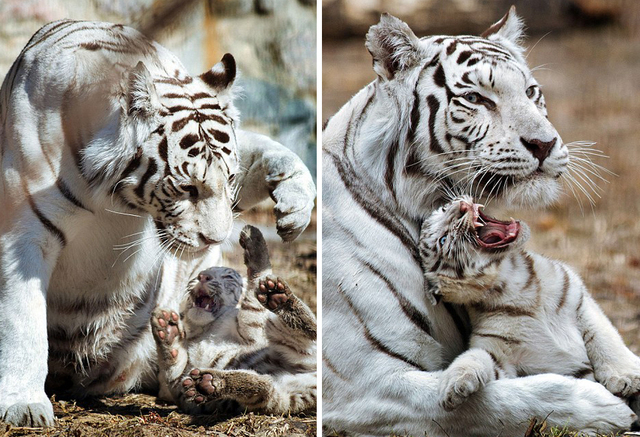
[
  {"left": 193, "top": 289, "right": 217, "bottom": 312},
  {"left": 461, "top": 202, "right": 520, "bottom": 249}
]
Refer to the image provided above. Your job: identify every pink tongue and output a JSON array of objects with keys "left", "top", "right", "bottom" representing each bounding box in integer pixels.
[{"left": 478, "top": 224, "right": 507, "bottom": 244}]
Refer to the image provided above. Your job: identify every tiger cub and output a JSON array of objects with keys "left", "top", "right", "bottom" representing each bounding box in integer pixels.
[
  {"left": 419, "top": 197, "right": 640, "bottom": 412},
  {"left": 151, "top": 224, "right": 316, "bottom": 415}
]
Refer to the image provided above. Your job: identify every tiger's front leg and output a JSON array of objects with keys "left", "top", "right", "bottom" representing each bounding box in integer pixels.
[
  {"left": 0, "top": 225, "right": 59, "bottom": 427},
  {"left": 150, "top": 308, "right": 189, "bottom": 402},
  {"left": 578, "top": 293, "right": 640, "bottom": 398},
  {"left": 235, "top": 130, "right": 316, "bottom": 242}
]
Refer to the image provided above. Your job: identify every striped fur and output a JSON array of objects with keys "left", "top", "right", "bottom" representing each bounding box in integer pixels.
[
  {"left": 322, "top": 8, "right": 634, "bottom": 436},
  {"left": 420, "top": 197, "right": 640, "bottom": 413},
  {"left": 152, "top": 225, "right": 316, "bottom": 415},
  {"left": 0, "top": 21, "right": 315, "bottom": 427}
]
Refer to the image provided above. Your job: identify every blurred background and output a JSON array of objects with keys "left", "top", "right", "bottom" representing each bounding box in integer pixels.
[
  {"left": 323, "top": 0, "right": 640, "bottom": 353},
  {"left": 0, "top": 2, "right": 316, "bottom": 435}
]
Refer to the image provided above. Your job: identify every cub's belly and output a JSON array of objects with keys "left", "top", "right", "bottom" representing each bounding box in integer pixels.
[{"left": 516, "top": 322, "right": 591, "bottom": 377}]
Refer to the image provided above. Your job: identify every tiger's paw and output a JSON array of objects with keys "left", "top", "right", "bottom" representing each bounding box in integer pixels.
[
  {"left": 0, "top": 397, "right": 55, "bottom": 427},
  {"left": 151, "top": 308, "right": 184, "bottom": 362},
  {"left": 256, "top": 275, "right": 291, "bottom": 312},
  {"left": 440, "top": 368, "right": 486, "bottom": 411},
  {"left": 597, "top": 364, "right": 640, "bottom": 397},
  {"left": 182, "top": 369, "right": 225, "bottom": 405}
]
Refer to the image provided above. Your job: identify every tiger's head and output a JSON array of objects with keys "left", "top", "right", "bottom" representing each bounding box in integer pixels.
[
  {"left": 364, "top": 7, "right": 568, "bottom": 213},
  {"left": 419, "top": 195, "right": 530, "bottom": 286},
  {"left": 112, "top": 54, "right": 239, "bottom": 253},
  {"left": 183, "top": 266, "right": 243, "bottom": 326}
]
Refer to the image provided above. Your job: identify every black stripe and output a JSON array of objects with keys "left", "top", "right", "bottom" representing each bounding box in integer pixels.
[
  {"left": 325, "top": 149, "right": 419, "bottom": 263},
  {"left": 211, "top": 130, "right": 229, "bottom": 144},
  {"left": 119, "top": 148, "right": 143, "bottom": 181},
  {"left": 134, "top": 159, "right": 158, "bottom": 199},
  {"left": 362, "top": 260, "right": 433, "bottom": 336},
  {"left": 556, "top": 266, "right": 570, "bottom": 313},
  {"left": 56, "top": 178, "right": 91, "bottom": 212},
  {"left": 426, "top": 95, "right": 445, "bottom": 154},
  {"left": 28, "top": 195, "right": 66, "bottom": 247},
  {"left": 384, "top": 139, "right": 399, "bottom": 200},
  {"left": 475, "top": 331, "right": 522, "bottom": 345},
  {"left": 158, "top": 136, "right": 168, "bottom": 163},
  {"left": 471, "top": 302, "right": 535, "bottom": 318},
  {"left": 456, "top": 51, "right": 473, "bottom": 64},
  {"left": 179, "top": 134, "right": 199, "bottom": 149},
  {"left": 337, "top": 285, "right": 425, "bottom": 370}
]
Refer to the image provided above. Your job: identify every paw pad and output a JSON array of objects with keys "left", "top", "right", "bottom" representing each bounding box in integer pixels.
[{"left": 256, "top": 276, "right": 291, "bottom": 311}]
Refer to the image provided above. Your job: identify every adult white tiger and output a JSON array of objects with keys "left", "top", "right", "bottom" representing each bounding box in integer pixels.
[
  {"left": 0, "top": 20, "right": 315, "bottom": 426},
  {"left": 322, "top": 7, "right": 635, "bottom": 437}
]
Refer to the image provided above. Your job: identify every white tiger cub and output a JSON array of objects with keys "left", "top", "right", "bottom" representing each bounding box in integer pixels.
[
  {"left": 419, "top": 196, "right": 640, "bottom": 412},
  {"left": 151, "top": 225, "right": 316, "bottom": 415},
  {"left": 0, "top": 20, "right": 315, "bottom": 426}
]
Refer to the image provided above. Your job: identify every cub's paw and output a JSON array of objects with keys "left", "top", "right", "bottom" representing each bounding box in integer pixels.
[
  {"left": 181, "top": 369, "right": 225, "bottom": 405},
  {"left": 0, "top": 396, "right": 55, "bottom": 427},
  {"left": 151, "top": 309, "right": 184, "bottom": 361},
  {"left": 239, "top": 225, "right": 271, "bottom": 279},
  {"left": 256, "top": 275, "right": 292, "bottom": 311},
  {"left": 597, "top": 364, "right": 640, "bottom": 397},
  {"left": 439, "top": 366, "right": 487, "bottom": 411}
]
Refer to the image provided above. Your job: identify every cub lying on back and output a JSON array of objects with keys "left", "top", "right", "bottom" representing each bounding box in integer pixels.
[
  {"left": 151, "top": 225, "right": 316, "bottom": 414},
  {"left": 419, "top": 197, "right": 640, "bottom": 412}
]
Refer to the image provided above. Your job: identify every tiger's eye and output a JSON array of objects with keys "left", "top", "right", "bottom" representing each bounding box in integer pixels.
[
  {"left": 526, "top": 86, "right": 536, "bottom": 98},
  {"left": 463, "top": 93, "right": 480, "bottom": 104},
  {"left": 439, "top": 235, "right": 447, "bottom": 246},
  {"left": 181, "top": 185, "right": 198, "bottom": 198}
]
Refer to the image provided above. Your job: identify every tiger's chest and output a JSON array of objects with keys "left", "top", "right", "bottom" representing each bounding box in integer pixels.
[{"left": 47, "top": 212, "right": 160, "bottom": 306}]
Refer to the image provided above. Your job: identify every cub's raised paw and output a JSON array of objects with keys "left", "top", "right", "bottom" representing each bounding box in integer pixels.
[
  {"left": 439, "top": 366, "right": 487, "bottom": 411},
  {"left": 151, "top": 308, "right": 184, "bottom": 361},
  {"left": 597, "top": 365, "right": 640, "bottom": 397},
  {"left": 182, "top": 369, "right": 225, "bottom": 405},
  {"left": 257, "top": 275, "right": 292, "bottom": 311},
  {"left": 239, "top": 225, "right": 271, "bottom": 280}
]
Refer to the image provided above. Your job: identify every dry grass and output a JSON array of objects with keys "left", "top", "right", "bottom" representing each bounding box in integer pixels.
[
  {"left": 0, "top": 393, "right": 315, "bottom": 437},
  {"left": 0, "top": 207, "right": 316, "bottom": 437}
]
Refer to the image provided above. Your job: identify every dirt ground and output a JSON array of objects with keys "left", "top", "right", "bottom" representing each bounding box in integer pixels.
[
  {"left": 1, "top": 207, "right": 316, "bottom": 437},
  {"left": 323, "top": 25, "right": 640, "bottom": 355}
]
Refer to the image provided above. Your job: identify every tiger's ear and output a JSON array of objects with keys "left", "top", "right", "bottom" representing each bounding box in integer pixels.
[
  {"left": 366, "top": 13, "right": 421, "bottom": 81},
  {"left": 481, "top": 5, "right": 525, "bottom": 46},
  {"left": 127, "top": 61, "right": 160, "bottom": 118},
  {"left": 200, "top": 53, "right": 236, "bottom": 91}
]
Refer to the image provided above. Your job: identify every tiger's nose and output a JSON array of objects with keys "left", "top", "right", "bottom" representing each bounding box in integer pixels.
[
  {"left": 520, "top": 137, "right": 557, "bottom": 165},
  {"left": 199, "top": 273, "right": 212, "bottom": 283},
  {"left": 199, "top": 233, "right": 223, "bottom": 246}
]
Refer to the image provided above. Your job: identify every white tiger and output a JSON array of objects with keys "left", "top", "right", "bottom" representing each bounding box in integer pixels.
[
  {"left": 0, "top": 20, "right": 315, "bottom": 427},
  {"left": 419, "top": 196, "right": 640, "bottom": 413},
  {"left": 322, "top": 7, "right": 635, "bottom": 436},
  {"left": 151, "top": 224, "right": 316, "bottom": 415}
]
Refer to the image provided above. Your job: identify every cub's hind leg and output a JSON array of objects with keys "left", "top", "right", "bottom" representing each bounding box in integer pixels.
[
  {"left": 151, "top": 308, "right": 188, "bottom": 402},
  {"left": 181, "top": 368, "right": 316, "bottom": 414}
]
